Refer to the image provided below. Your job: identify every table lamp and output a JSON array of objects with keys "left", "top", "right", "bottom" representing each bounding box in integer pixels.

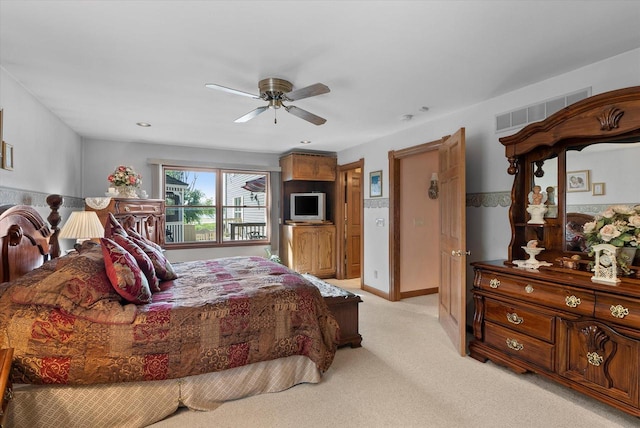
[{"left": 59, "top": 211, "right": 105, "bottom": 251}]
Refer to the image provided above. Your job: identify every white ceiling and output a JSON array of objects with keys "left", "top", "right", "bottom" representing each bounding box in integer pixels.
[{"left": 1, "top": 1, "right": 639, "bottom": 154}]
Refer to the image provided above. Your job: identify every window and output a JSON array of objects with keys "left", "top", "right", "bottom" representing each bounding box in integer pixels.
[{"left": 163, "top": 167, "right": 269, "bottom": 246}]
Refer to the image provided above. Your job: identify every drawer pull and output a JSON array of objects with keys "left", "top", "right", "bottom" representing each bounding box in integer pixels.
[
  {"left": 124, "top": 206, "right": 131, "bottom": 212},
  {"left": 565, "top": 295, "right": 581, "bottom": 308},
  {"left": 525, "top": 284, "right": 534, "bottom": 294},
  {"left": 610, "top": 304, "right": 629, "bottom": 319},
  {"left": 506, "top": 338, "right": 524, "bottom": 351},
  {"left": 506, "top": 312, "right": 524, "bottom": 325},
  {"left": 587, "top": 352, "right": 604, "bottom": 367},
  {"left": 489, "top": 278, "right": 500, "bottom": 288}
]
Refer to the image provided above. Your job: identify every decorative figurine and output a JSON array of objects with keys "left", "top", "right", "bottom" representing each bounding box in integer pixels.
[
  {"left": 513, "top": 239, "right": 552, "bottom": 269},
  {"left": 527, "top": 185, "right": 548, "bottom": 224}
]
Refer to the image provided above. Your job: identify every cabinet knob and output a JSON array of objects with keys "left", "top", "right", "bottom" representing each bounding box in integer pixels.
[
  {"left": 610, "top": 304, "right": 630, "bottom": 319},
  {"left": 506, "top": 338, "right": 524, "bottom": 351},
  {"left": 506, "top": 312, "right": 524, "bottom": 325},
  {"left": 524, "top": 284, "right": 534, "bottom": 294},
  {"left": 489, "top": 278, "right": 500, "bottom": 288},
  {"left": 124, "top": 206, "right": 131, "bottom": 212},
  {"left": 565, "top": 295, "right": 581, "bottom": 308},
  {"left": 587, "top": 351, "right": 604, "bottom": 366}
]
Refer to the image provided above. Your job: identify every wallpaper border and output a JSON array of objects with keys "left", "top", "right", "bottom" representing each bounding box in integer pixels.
[
  {"left": 0, "top": 186, "right": 84, "bottom": 209},
  {"left": 364, "top": 192, "right": 511, "bottom": 209}
]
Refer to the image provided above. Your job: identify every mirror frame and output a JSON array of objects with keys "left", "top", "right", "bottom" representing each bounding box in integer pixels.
[{"left": 499, "top": 86, "right": 640, "bottom": 264}]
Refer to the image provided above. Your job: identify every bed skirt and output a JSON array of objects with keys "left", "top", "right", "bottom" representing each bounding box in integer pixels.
[{"left": 7, "top": 355, "right": 321, "bottom": 428}]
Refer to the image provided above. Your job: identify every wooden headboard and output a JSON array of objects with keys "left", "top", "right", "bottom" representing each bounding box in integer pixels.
[{"left": 0, "top": 195, "right": 61, "bottom": 283}]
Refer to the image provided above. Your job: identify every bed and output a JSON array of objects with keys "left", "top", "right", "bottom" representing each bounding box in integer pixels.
[{"left": 0, "top": 200, "right": 351, "bottom": 427}]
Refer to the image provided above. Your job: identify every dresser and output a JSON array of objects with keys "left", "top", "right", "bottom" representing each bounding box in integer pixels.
[
  {"left": 470, "top": 87, "right": 640, "bottom": 417},
  {"left": 0, "top": 348, "right": 13, "bottom": 428},
  {"left": 85, "top": 198, "right": 165, "bottom": 246}
]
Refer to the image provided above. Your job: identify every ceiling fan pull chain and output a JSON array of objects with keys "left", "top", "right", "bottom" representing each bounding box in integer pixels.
[{"left": 274, "top": 108, "right": 277, "bottom": 124}]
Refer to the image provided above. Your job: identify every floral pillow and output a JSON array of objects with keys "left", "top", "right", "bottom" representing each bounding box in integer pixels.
[
  {"left": 129, "top": 235, "right": 178, "bottom": 281},
  {"left": 101, "top": 238, "right": 152, "bottom": 304},
  {"left": 107, "top": 212, "right": 128, "bottom": 238},
  {"left": 113, "top": 234, "right": 161, "bottom": 292},
  {"left": 126, "top": 227, "right": 163, "bottom": 252},
  {"left": 10, "top": 245, "right": 137, "bottom": 324}
]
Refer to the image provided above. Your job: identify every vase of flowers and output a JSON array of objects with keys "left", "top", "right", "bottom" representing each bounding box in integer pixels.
[
  {"left": 583, "top": 205, "right": 640, "bottom": 275},
  {"left": 108, "top": 166, "right": 142, "bottom": 198}
]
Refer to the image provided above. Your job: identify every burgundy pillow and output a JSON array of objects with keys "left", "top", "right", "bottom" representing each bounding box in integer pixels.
[
  {"left": 126, "top": 227, "right": 163, "bottom": 252},
  {"left": 113, "top": 234, "right": 161, "bottom": 292},
  {"left": 100, "top": 238, "right": 152, "bottom": 304},
  {"left": 107, "top": 212, "right": 128, "bottom": 238},
  {"left": 129, "top": 235, "right": 178, "bottom": 281}
]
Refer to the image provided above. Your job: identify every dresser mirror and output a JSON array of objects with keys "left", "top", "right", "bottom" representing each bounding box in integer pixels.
[{"left": 500, "top": 86, "right": 640, "bottom": 264}]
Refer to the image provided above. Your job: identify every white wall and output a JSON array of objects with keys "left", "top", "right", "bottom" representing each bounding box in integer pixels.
[
  {"left": 338, "top": 48, "right": 640, "bottom": 294},
  {"left": 0, "top": 67, "right": 83, "bottom": 196},
  {"left": 0, "top": 67, "right": 83, "bottom": 252}
]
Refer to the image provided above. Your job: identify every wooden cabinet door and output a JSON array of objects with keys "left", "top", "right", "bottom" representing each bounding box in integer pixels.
[
  {"left": 291, "top": 227, "right": 315, "bottom": 274},
  {"left": 558, "top": 319, "right": 639, "bottom": 406},
  {"left": 281, "top": 154, "right": 336, "bottom": 181},
  {"left": 315, "top": 226, "right": 336, "bottom": 277}
]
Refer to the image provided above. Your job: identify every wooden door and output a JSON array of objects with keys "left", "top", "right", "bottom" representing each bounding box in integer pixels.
[
  {"left": 345, "top": 168, "right": 362, "bottom": 278},
  {"left": 438, "top": 128, "right": 467, "bottom": 356}
]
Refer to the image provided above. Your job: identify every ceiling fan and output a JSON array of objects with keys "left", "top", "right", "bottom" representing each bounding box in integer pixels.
[{"left": 205, "top": 78, "right": 330, "bottom": 125}]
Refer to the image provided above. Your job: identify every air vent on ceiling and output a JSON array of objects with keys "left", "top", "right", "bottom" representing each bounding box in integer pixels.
[{"left": 496, "top": 88, "right": 591, "bottom": 133}]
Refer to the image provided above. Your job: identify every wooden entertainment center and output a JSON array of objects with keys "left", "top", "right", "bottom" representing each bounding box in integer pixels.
[
  {"left": 469, "top": 87, "right": 640, "bottom": 416},
  {"left": 280, "top": 152, "right": 337, "bottom": 278}
]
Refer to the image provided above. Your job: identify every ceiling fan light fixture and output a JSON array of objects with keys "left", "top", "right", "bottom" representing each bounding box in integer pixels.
[{"left": 300, "top": 140, "right": 311, "bottom": 144}]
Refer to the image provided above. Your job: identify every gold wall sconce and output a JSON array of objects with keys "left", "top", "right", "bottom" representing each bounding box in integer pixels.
[{"left": 428, "top": 173, "right": 439, "bottom": 199}]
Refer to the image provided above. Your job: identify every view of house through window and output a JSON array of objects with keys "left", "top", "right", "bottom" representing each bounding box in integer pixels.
[{"left": 163, "top": 167, "right": 269, "bottom": 245}]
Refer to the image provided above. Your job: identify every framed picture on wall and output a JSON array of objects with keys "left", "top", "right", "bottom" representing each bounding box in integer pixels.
[
  {"left": 370, "top": 170, "right": 382, "bottom": 197},
  {"left": 567, "top": 170, "right": 590, "bottom": 192},
  {"left": 592, "top": 182, "right": 605, "bottom": 196},
  {"left": 1, "top": 141, "right": 13, "bottom": 171}
]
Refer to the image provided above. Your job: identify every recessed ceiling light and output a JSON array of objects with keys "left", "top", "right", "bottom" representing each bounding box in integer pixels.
[
  {"left": 401, "top": 114, "right": 413, "bottom": 121},
  {"left": 300, "top": 140, "right": 311, "bottom": 144},
  {"left": 136, "top": 122, "right": 151, "bottom": 127},
  {"left": 419, "top": 106, "right": 430, "bottom": 112}
]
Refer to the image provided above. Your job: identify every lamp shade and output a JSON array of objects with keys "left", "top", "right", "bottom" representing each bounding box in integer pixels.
[{"left": 59, "top": 211, "right": 105, "bottom": 240}]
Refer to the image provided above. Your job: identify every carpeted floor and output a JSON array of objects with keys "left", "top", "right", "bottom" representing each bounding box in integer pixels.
[{"left": 150, "top": 281, "right": 639, "bottom": 427}]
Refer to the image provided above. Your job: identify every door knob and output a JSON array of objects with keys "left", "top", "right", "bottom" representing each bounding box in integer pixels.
[{"left": 451, "top": 250, "right": 471, "bottom": 257}]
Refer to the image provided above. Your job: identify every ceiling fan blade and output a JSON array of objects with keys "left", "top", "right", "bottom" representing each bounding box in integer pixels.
[
  {"left": 205, "top": 83, "right": 260, "bottom": 99},
  {"left": 234, "top": 106, "right": 269, "bottom": 123},
  {"left": 285, "top": 105, "right": 327, "bottom": 125},
  {"left": 284, "top": 83, "right": 330, "bottom": 101}
]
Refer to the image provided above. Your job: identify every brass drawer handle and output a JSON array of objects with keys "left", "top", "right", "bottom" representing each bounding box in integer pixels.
[
  {"left": 565, "top": 295, "right": 581, "bottom": 308},
  {"left": 525, "top": 284, "right": 534, "bottom": 294},
  {"left": 489, "top": 278, "right": 500, "bottom": 288},
  {"left": 506, "top": 312, "right": 524, "bottom": 325},
  {"left": 506, "top": 338, "right": 524, "bottom": 351},
  {"left": 610, "top": 304, "right": 629, "bottom": 319},
  {"left": 587, "top": 351, "right": 603, "bottom": 366},
  {"left": 124, "top": 206, "right": 131, "bottom": 212}
]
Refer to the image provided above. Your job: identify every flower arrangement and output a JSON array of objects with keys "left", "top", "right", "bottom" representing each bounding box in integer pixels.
[
  {"left": 583, "top": 205, "right": 640, "bottom": 249},
  {"left": 108, "top": 166, "right": 142, "bottom": 188}
]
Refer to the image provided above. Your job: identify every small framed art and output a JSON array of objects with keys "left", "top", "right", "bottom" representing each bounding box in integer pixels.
[
  {"left": 567, "top": 170, "right": 590, "bottom": 192},
  {"left": 2, "top": 141, "right": 13, "bottom": 171},
  {"left": 592, "top": 182, "right": 605, "bottom": 196},
  {"left": 370, "top": 170, "right": 382, "bottom": 198}
]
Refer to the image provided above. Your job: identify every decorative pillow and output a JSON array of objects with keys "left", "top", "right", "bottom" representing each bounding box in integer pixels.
[
  {"left": 10, "top": 246, "right": 137, "bottom": 324},
  {"left": 113, "top": 234, "right": 161, "bottom": 292},
  {"left": 107, "top": 212, "right": 128, "bottom": 238},
  {"left": 126, "top": 227, "right": 163, "bottom": 252},
  {"left": 101, "top": 238, "right": 152, "bottom": 304},
  {"left": 129, "top": 235, "right": 178, "bottom": 281}
]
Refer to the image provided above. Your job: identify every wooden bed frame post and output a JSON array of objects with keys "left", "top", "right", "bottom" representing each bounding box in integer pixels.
[{"left": 45, "top": 194, "right": 63, "bottom": 259}]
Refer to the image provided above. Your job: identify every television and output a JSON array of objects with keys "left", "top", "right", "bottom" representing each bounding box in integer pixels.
[{"left": 290, "top": 193, "right": 326, "bottom": 222}]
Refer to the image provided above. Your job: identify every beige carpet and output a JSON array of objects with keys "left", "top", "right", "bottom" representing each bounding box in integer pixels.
[{"left": 150, "top": 283, "right": 638, "bottom": 427}]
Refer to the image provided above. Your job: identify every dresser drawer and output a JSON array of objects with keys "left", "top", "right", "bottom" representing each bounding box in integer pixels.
[
  {"left": 477, "top": 272, "right": 595, "bottom": 316},
  {"left": 595, "top": 293, "right": 640, "bottom": 330},
  {"left": 484, "top": 322, "right": 554, "bottom": 371},
  {"left": 484, "top": 298, "right": 555, "bottom": 342},
  {"left": 113, "top": 200, "right": 163, "bottom": 214}
]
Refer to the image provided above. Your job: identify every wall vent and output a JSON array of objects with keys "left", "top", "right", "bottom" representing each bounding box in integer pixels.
[{"left": 496, "top": 88, "right": 591, "bottom": 133}]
